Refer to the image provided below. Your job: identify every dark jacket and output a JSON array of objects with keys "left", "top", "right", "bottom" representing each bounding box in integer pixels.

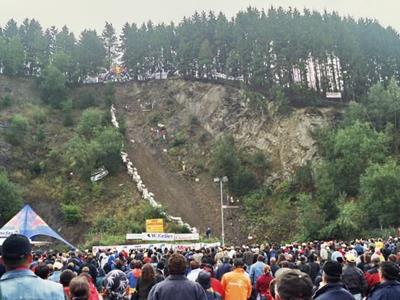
[
  {"left": 368, "top": 280, "right": 400, "bottom": 300},
  {"left": 342, "top": 265, "right": 367, "bottom": 295},
  {"left": 216, "top": 263, "right": 232, "bottom": 280},
  {"left": 148, "top": 275, "right": 207, "bottom": 300},
  {"left": 313, "top": 282, "right": 356, "bottom": 300}
]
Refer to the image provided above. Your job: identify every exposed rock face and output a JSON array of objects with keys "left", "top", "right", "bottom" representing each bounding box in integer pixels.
[{"left": 167, "top": 80, "right": 333, "bottom": 179}]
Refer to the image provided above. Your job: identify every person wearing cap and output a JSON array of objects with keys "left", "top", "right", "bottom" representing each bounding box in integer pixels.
[
  {"left": 365, "top": 257, "right": 382, "bottom": 293},
  {"left": 0, "top": 234, "right": 65, "bottom": 300},
  {"left": 313, "top": 261, "right": 355, "bottom": 300},
  {"left": 221, "top": 258, "right": 252, "bottom": 300},
  {"left": 274, "top": 269, "right": 313, "bottom": 300},
  {"left": 196, "top": 271, "right": 222, "bottom": 300},
  {"left": 49, "top": 261, "right": 64, "bottom": 282},
  {"left": 148, "top": 253, "right": 207, "bottom": 300},
  {"left": 341, "top": 253, "right": 366, "bottom": 300},
  {"left": 368, "top": 261, "right": 400, "bottom": 300}
]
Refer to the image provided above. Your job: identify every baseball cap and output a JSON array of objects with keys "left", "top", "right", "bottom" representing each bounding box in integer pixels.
[{"left": 2, "top": 234, "right": 32, "bottom": 259}]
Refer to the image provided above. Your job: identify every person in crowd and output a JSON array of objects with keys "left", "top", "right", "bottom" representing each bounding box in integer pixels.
[
  {"left": 249, "top": 255, "right": 266, "bottom": 285},
  {"left": 35, "top": 262, "right": 51, "bottom": 279},
  {"left": 341, "top": 253, "right": 366, "bottom": 300},
  {"left": 256, "top": 265, "right": 274, "bottom": 300},
  {"left": 49, "top": 261, "right": 64, "bottom": 282},
  {"left": 69, "top": 276, "right": 90, "bottom": 300},
  {"left": 61, "top": 269, "right": 77, "bottom": 298},
  {"left": 274, "top": 269, "right": 313, "bottom": 300},
  {"left": 133, "top": 263, "right": 158, "bottom": 300},
  {"left": 201, "top": 263, "right": 224, "bottom": 297},
  {"left": 221, "top": 258, "right": 252, "bottom": 300},
  {"left": 307, "top": 254, "right": 320, "bottom": 284},
  {"left": 187, "top": 260, "right": 202, "bottom": 281},
  {"left": 365, "top": 257, "right": 381, "bottom": 293},
  {"left": 103, "top": 269, "right": 130, "bottom": 300},
  {"left": 216, "top": 256, "right": 232, "bottom": 280},
  {"left": 270, "top": 257, "right": 280, "bottom": 277},
  {"left": 196, "top": 271, "right": 222, "bottom": 300},
  {"left": 368, "top": 261, "right": 400, "bottom": 300},
  {"left": 313, "top": 261, "right": 355, "bottom": 300},
  {"left": 148, "top": 253, "right": 207, "bottom": 300},
  {"left": 127, "top": 260, "right": 142, "bottom": 288},
  {"left": 0, "top": 234, "right": 65, "bottom": 300}
]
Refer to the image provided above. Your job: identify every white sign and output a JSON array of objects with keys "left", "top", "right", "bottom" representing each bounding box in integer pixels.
[
  {"left": 142, "top": 233, "right": 175, "bottom": 241},
  {"left": 326, "top": 92, "right": 342, "bottom": 99},
  {"left": 126, "top": 233, "right": 200, "bottom": 241},
  {"left": 0, "top": 230, "right": 19, "bottom": 238},
  {"left": 92, "top": 242, "right": 221, "bottom": 254},
  {"left": 126, "top": 233, "right": 143, "bottom": 240},
  {"left": 174, "top": 233, "right": 200, "bottom": 241}
]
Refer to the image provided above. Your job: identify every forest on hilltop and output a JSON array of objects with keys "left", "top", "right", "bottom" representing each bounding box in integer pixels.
[
  {"left": 1, "top": 7, "right": 400, "bottom": 244},
  {"left": 0, "top": 7, "right": 400, "bottom": 102}
]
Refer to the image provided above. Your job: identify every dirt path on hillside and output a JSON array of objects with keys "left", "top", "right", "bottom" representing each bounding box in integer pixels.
[{"left": 116, "top": 95, "right": 222, "bottom": 236}]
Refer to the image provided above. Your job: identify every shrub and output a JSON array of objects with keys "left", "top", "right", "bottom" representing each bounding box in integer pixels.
[
  {"left": 0, "top": 95, "right": 12, "bottom": 109},
  {"left": 62, "top": 204, "right": 82, "bottom": 224},
  {"left": 5, "top": 114, "right": 30, "bottom": 146},
  {"left": 75, "top": 91, "right": 97, "bottom": 109}
]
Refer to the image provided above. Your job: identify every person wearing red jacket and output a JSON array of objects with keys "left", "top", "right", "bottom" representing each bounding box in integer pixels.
[
  {"left": 256, "top": 265, "right": 274, "bottom": 300},
  {"left": 364, "top": 257, "right": 381, "bottom": 294}
]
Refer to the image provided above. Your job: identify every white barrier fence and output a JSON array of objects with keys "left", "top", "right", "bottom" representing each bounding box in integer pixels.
[{"left": 110, "top": 105, "right": 196, "bottom": 233}]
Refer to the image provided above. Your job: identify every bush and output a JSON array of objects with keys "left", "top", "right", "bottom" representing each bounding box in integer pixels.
[
  {"left": 6, "top": 114, "right": 30, "bottom": 146},
  {"left": 62, "top": 100, "right": 74, "bottom": 127},
  {"left": 31, "top": 107, "right": 47, "bottom": 124},
  {"left": 75, "top": 91, "right": 97, "bottom": 109},
  {"left": 62, "top": 204, "right": 82, "bottom": 224},
  {"left": 0, "top": 95, "right": 12, "bottom": 109},
  {"left": 77, "top": 108, "right": 104, "bottom": 138}
]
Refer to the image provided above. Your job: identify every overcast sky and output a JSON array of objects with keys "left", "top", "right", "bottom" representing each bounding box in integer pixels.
[{"left": 0, "top": 0, "right": 399, "bottom": 34}]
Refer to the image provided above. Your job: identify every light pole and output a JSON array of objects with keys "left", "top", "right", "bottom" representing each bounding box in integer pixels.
[{"left": 214, "top": 176, "right": 228, "bottom": 247}]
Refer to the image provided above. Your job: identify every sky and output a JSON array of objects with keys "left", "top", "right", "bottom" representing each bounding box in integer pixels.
[{"left": 0, "top": 0, "right": 399, "bottom": 34}]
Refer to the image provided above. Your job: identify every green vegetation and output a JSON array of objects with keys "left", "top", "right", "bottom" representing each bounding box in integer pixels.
[
  {"left": 240, "top": 80, "right": 400, "bottom": 242},
  {"left": 0, "top": 171, "right": 23, "bottom": 224}
]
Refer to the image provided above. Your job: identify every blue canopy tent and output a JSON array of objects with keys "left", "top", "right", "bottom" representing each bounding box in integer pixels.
[{"left": 0, "top": 205, "right": 74, "bottom": 249}]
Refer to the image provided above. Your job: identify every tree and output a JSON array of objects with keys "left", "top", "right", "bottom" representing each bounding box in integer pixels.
[
  {"left": 77, "top": 108, "right": 104, "bottom": 138},
  {"left": 2, "top": 37, "right": 24, "bottom": 76},
  {"left": 0, "top": 171, "right": 23, "bottom": 224},
  {"left": 75, "top": 30, "right": 106, "bottom": 80},
  {"left": 92, "top": 127, "right": 123, "bottom": 174},
  {"left": 6, "top": 114, "right": 30, "bottom": 146},
  {"left": 361, "top": 159, "right": 400, "bottom": 228},
  {"left": 64, "top": 136, "right": 96, "bottom": 179},
  {"left": 40, "top": 64, "right": 66, "bottom": 108},
  {"left": 101, "top": 22, "right": 118, "bottom": 69}
]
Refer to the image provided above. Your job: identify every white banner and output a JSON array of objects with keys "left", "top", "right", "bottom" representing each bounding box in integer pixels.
[
  {"left": 174, "top": 233, "right": 200, "bottom": 241},
  {"left": 0, "top": 230, "right": 19, "bottom": 238},
  {"left": 92, "top": 242, "right": 221, "bottom": 254},
  {"left": 126, "top": 233, "right": 143, "bottom": 240},
  {"left": 142, "top": 233, "right": 175, "bottom": 241},
  {"left": 126, "top": 233, "right": 200, "bottom": 241},
  {"left": 326, "top": 92, "right": 342, "bottom": 99}
]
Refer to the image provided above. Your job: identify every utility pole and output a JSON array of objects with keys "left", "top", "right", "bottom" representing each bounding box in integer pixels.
[{"left": 214, "top": 176, "right": 228, "bottom": 247}]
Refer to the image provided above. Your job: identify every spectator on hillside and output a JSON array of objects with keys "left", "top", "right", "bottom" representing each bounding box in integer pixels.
[
  {"left": 368, "top": 262, "right": 400, "bottom": 300},
  {"left": 148, "top": 253, "right": 207, "bottom": 300},
  {"left": 0, "top": 234, "right": 65, "bottom": 300},
  {"left": 313, "top": 261, "right": 355, "bottom": 300},
  {"left": 221, "top": 258, "right": 252, "bottom": 300}
]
